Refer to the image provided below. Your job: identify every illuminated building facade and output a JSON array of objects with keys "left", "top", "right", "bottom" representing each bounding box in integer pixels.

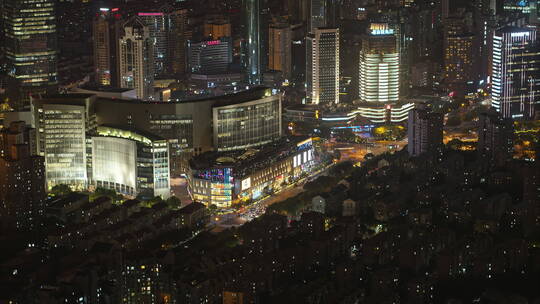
[
  {"left": 3, "top": 0, "right": 58, "bottom": 109},
  {"left": 93, "top": 126, "right": 170, "bottom": 199},
  {"left": 269, "top": 23, "right": 292, "bottom": 80},
  {"left": 188, "top": 38, "right": 233, "bottom": 75},
  {"left": 359, "top": 24, "right": 399, "bottom": 104},
  {"left": 33, "top": 88, "right": 281, "bottom": 178},
  {"left": 0, "top": 122, "right": 45, "bottom": 230},
  {"left": 242, "top": 0, "right": 269, "bottom": 85},
  {"left": 91, "top": 136, "right": 137, "bottom": 196},
  {"left": 32, "top": 92, "right": 171, "bottom": 197},
  {"left": 492, "top": 26, "right": 539, "bottom": 119},
  {"left": 118, "top": 17, "right": 155, "bottom": 100},
  {"left": 503, "top": 0, "right": 534, "bottom": 13},
  {"left": 356, "top": 103, "right": 415, "bottom": 123},
  {"left": 31, "top": 94, "right": 92, "bottom": 191},
  {"left": 203, "top": 18, "right": 231, "bottom": 39},
  {"left": 189, "top": 137, "right": 315, "bottom": 207},
  {"left": 92, "top": 7, "right": 121, "bottom": 86},
  {"left": 223, "top": 291, "right": 245, "bottom": 304},
  {"left": 213, "top": 92, "right": 281, "bottom": 151},
  {"left": 307, "top": 28, "right": 340, "bottom": 105},
  {"left": 442, "top": 17, "right": 476, "bottom": 94},
  {"left": 39, "top": 103, "right": 88, "bottom": 190},
  {"left": 444, "top": 34, "right": 475, "bottom": 89}
]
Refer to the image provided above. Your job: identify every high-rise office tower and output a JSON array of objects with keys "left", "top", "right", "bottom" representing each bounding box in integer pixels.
[
  {"left": 492, "top": 26, "right": 540, "bottom": 119},
  {"left": 242, "top": 0, "right": 269, "bottom": 85},
  {"left": 407, "top": 107, "right": 443, "bottom": 157},
  {"left": 118, "top": 17, "right": 155, "bottom": 100},
  {"left": 188, "top": 38, "right": 233, "bottom": 74},
  {"left": 477, "top": 111, "right": 514, "bottom": 165},
  {"left": 34, "top": 99, "right": 88, "bottom": 190},
  {"left": 474, "top": 0, "right": 497, "bottom": 85},
  {"left": 358, "top": 24, "right": 399, "bottom": 104},
  {"left": 269, "top": 23, "right": 292, "bottom": 81},
  {"left": 0, "top": 121, "right": 46, "bottom": 231},
  {"left": 169, "top": 9, "right": 188, "bottom": 76},
  {"left": 306, "top": 28, "right": 340, "bottom": 105},
  {"left": 2, "top": 0, "right": 58, "bottom": 110},
  {"left": 138, "top": 7, "right": 172, "bottom": 77},
  {"left": 394, "top": 11, "right": 414, "bottom": 97},
  {"left": 93, "top": 7, "right": 121, "bottom": 86}
]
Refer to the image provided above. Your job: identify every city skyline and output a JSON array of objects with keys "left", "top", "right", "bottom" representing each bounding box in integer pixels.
[{"left": 0, "top": 0, "right": 539, "bottom": 303}]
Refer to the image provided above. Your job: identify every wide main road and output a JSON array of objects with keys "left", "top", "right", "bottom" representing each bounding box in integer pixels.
[
  {"left": 210, "top": 138, "right": 406, "bottom": 231},
  {"left": 211, "top": 163, "right": 335, "bottom": 230}
]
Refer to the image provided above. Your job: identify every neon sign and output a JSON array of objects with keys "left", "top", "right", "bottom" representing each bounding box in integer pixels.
[
  {"left": 372, "top": 29, "right": 394, "bottom": 35},
  {"left": 138, "top": 12, "right": 164, "bottom": 16},
  {"left": 205, "top": 40, "right": 221, "bottom": 46}
]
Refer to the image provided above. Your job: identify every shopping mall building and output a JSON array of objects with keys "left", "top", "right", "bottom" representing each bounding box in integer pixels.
[
  {"left": 30, "top": 87, "right": 282, "bottom": 198},
  {"left": 188, "top": 137, "right": 316, "bottom": 207}
]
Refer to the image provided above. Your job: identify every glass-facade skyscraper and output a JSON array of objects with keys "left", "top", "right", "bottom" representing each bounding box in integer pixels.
[
  {"left": 242, "top": 0, "right": 269, "bottom": 85},
  {"left": 3, "top": 0, "right": 58, "bottom": 109}
]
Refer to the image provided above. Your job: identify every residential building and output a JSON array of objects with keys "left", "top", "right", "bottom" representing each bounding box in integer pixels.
[
  {"left": 118, "top": 17, "right": 155, "bottom": 100},
  {"left": 443, "top": 34, "right": 475, "bottom": 93},
  {"left": 407, "top": 107, "right": 443, "bottom": 157},
  {"left": 0, "top": 122, "right": 46, "bottom": 230},
  {"left": 477, "top": 111, "right": 514, "bottom": 165}
]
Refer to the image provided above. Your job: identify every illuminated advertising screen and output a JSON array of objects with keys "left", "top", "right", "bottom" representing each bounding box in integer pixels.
[{"left": 241, "top": 177, "right": 251, "bottom": 190}]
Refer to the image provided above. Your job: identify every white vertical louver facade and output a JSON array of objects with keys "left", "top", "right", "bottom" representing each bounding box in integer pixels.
[
  {"left": 491, "top": 27, "right": 539, "bottom": 119},
  {"left": 307, "top": 28, "right": 340, "bottom": 105}
]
